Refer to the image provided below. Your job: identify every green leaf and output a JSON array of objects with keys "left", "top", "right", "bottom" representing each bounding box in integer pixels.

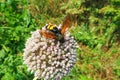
[
  {"left": 0, "top": 49, "right": 7, "bottom": 59},
  {"left": 1, "top": 73, "right": 15, "bottom": 80}
]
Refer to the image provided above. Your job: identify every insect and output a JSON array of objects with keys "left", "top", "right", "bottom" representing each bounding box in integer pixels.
[{"left": 39, "top": 14, "right": 71, "bottom": 42}]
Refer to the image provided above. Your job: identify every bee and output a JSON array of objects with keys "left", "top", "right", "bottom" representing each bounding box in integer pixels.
[{"left": 39, "top": 14, "right": 71, "bottom": 42}]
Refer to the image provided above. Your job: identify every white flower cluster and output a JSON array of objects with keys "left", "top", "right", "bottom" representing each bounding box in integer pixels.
[{"left": 23, "top": 26, "right": 78, "bottom": 80}]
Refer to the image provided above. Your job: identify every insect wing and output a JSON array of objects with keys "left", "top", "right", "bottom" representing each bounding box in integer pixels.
[
  {"left": 39, "top": 30, "right": 57, "bottom": 39},
  {"left": 61, "top": 14, "right": 71, "bottom": 34}
]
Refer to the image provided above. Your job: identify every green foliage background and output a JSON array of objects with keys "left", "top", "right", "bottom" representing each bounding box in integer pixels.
[{"left": 0, "top": 0, "right": 120, "bottom": 80}]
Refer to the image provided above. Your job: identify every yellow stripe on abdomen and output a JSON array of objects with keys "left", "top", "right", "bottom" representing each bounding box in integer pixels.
[{"left": 47, "top": 25, "right": 55, "bottom": 30}]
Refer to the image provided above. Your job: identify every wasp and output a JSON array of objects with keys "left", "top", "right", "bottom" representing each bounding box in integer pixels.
[{"left": 39, "top": 14, "right": 71, "bottom": 42}]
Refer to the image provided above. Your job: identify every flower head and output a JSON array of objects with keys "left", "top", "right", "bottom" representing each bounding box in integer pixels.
[{"left": 23, "top": 24, "right": 78, "bottom": 80}]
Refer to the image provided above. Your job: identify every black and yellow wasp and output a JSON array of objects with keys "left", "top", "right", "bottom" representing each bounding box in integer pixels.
[{"left": 39, "top": 14, "right": 71, "bottom": 42}]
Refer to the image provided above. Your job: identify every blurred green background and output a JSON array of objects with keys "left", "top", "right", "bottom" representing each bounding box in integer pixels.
[{"left": 0, "top": 0, "right": 120, "bottom": 80}]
